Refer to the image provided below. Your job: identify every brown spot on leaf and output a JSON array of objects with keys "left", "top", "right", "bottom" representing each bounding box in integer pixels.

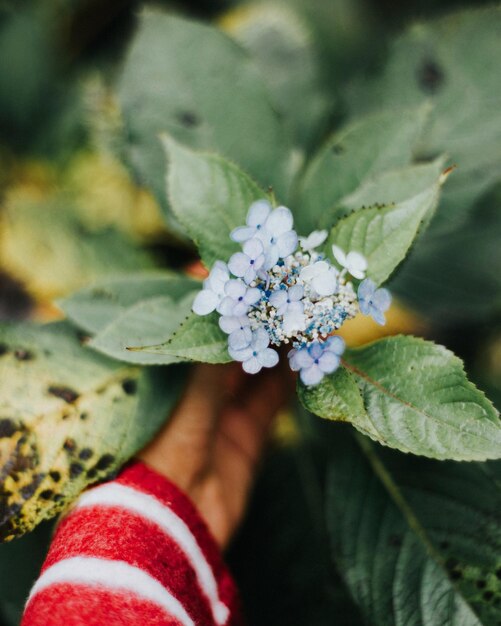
[
  {"left": 121, "top": 379, "right": 137, "bottom": 395},
  {"left": 177, "top": 111, "right": 200, "bottom": 128},
  {"left": 49, "top": 470, "right": 61, "bottom": 482},
  {"left": 0, "top": 418, "right": 18, "bottom": 438},
  {"left": 69, "top": 462, "right": 84, "bottom": 478},
  {"left": 63, "top": 438, "right": 76, "bottom": 453},
  {"left": 95, "top": 454, "right": 114, "bottom": 471},
  {"left": 417, "top": 58, "right": 444, "bottom": 94},
  {"left": 14, "top": 349, "right": 33, "bottom": 361},
  {"left": 48, "top": 385, "right": 80, "bottom": 404},
  {"left": 79, "top": 448, "right": 93, "bottom": 461}
]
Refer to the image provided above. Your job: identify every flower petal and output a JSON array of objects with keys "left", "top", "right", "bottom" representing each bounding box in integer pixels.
[
  {"left": 247, "top": 199, "right": 271, "bottom": 226},
  {"left": 370, "top": 305, "right": 387, "bottom": 326},
  {"left": 373, "top": 287, "right": 392, "bottom": 312},
  {"left": 228, "top": 327, "right": 252, "bottom": 350},
  {"left": 347, "top": 251, "right": 368, "bottom": 272},
  {"left": 230, "top": 225, "right": 255, "bottom": 243},
  {"left": 289, "top": 347, "right": 313, "bottom": 370},
  {"left": 228, "top": 252, "right": 249, "bottom": 278},
  {"left": 308, "top": 343, "right": 324, "bottom": 360},
  {"left": 325, "top": 335, "right": 345, "bottom": 356},
  {"left": 313, "top": 269, "right": 337, "bottom": 296},
  {"left": 229, "top": 345, "right": 253, "bottom": 362},
  {"left": 243, "top": 237, "right": 264, "bottom": 258},
  {"left": 192, "top": 289, "right": 219, "bottom": 315},
  {"left": 283, "top": 312, "right": 306, "bottom": 333},
  {"left": 277, "top": 230, "right": 298, "bottom": 258},
  {"left": 258, "top": 348, "right": 279, "bottom": 369},
  {"left": 288, "top": 284, "right": 304, "bottom": 302},
  {"left": 265, "top": 206, "right": 293, "bottom": 235},
  {"left": 243, "top": 356, "right": 262, "bottom": 374},
  {"left": 269, "top": 289, "right": 287, "bottom": 308},
  {"left": 244, "top": 287, "right": 261, "bottom": 306},
  {"left": 219, "top": 315, "right": 240, "bottom": 334},
  {"left": 318, "top": 351, "right": 340, "bottom": 373},
  {"left": 252, "top": 327, "right": 270, "bottom": 351},
  {"left": 225, "top": 279, "right": 246, "bottom": 299},
  {"left": 300, "top": 364, "right": 324, "bottom": 386},
  {"left": 358, "top": 278, "right": 376, "bottom": 301},
  {"left": 331, "top": 245, "right": 347, "bottom": 267},
  {"left": 217, "top": 296, "right": 235, "bottom": 316}
]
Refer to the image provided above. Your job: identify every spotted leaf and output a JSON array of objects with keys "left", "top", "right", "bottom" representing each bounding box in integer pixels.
[{"left": 0, "top": 322, "right": 184, "bottom": 541}]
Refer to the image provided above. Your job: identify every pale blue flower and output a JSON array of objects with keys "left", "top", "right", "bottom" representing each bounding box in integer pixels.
[
  {"left": 192, "top": 261, "right": 230, "bottom": 315},
  {"left": 288, "top": 336, "right": 345, "bottom": 385},
  {"left": 358, "top": 278, "right": 391, "bottom": 325},
  {"left": 256, "top": 206, "right": 298, "bottom": 269},
  {"left": 230, "top": 200, "right": 272, "bottom": 243},
  {"left": 269, "top": 284, "right": 306, "bottom": 332},
  {"left": 229, "top": 328, "right": 279, "bottom": 374},
  {"left": 228, "top": 238, "right": 265, "bottom": 284},
  {"left": 299, "top": 260, "right": 338, "bottom": 296},
  {"left": 298, "top": 230, "right": 328, "bottom": 252},
  {"left": 217, "top": 279, "right": 261, "bottom": 317},
  {"left": 332, "top": 245, "right": 367, "bottom": 279},
  {"left": 219, "top": 315, "right": 252, "bottom": 351}
]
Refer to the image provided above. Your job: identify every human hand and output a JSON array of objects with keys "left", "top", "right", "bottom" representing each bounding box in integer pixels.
[{"left": 138, "top": 361, "right": 292, "bottom": 549}]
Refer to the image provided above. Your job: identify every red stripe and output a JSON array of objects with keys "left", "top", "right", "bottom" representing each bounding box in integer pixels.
[
  {"left": 42, "top": 505, "right": 214, "bottom": 625},
  {"left": 22, "top": 584, "right": 183, "bottom": 626}
]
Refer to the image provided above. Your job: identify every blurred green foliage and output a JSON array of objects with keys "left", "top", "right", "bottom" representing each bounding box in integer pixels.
[{"left": 0, "top": 1, "right": 500, "bottom": 625}]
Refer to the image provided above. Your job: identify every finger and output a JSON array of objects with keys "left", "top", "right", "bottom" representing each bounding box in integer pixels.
[
  {"left": 138, "top": 363, "right": 239, "bottom": 487},
  {"left": 218, "top": 358, "right": 294, "bottom": 470}
]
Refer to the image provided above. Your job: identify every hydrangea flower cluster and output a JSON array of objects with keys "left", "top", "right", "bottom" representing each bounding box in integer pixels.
[{"left": 192, "top": 200, "right": 391, "bottom": 385}]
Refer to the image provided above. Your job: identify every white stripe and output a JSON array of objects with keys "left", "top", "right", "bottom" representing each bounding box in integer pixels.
[
  {"left": 27, "top": 557, "right": 195, "bottom": 626},
  {"left": 73, "top": 483, "right": 229, "bottom": 625}
]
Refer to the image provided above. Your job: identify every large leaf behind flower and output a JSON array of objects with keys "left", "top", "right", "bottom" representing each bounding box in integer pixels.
[
  {"left": 296, "top": 106, "right": 430, "bottom": 234},
  {"left": 59, "top": 272, "right": 200, "bottom": 335},
  {"left": 346, "top": 7, "right": 501, "bottom": 234},
  {"left": 324, "top": 427, "right": 501, "bottom": 626},
  {"left": 117, "top": 9, "right": 291, "bottom": 233},
  {"left": 299, "top": 335, "right": 501, "bottom": 461},
  {"left": 325, "top": 172, "right": 446, "bottom": 286},
  {"left": 163, "top": 137, "right": 267, "bottom": 268},
  {"left": 0, "top": 322, "right": 183, "bottom": 541}
]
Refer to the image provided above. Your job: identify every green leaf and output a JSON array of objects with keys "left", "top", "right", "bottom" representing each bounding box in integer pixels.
[
  {"left": 229, "top": 444, "right": 363, "bottom": 626},
  {"left": 0, "top": 322, "right": 184, "bottom": 541},
  {"left": 88, "top": 295, "right": 195, "bottom": 365},
  {"left": 0, "top": 522, "right": 53, "bottom": 626},
  {"left": 346, "top": 7, "right": 501, "bottom": 233},
  {"left": 59, "top": 272, "right": 199, "bottom": 334},
  {"left": 391, "top": 182, "right": 501, "bottom": 324},
  {"left": 335, "top": 335, "right": 500, "bottom": 461},
  {"left": 223, "top": 3, "right": 329, "bottom": 151},
  {"left": 132, "top": 312, "right": 231, "bottom": 365},
  {"left": 0, "top": 193, "right": 155, "bottom": 301},
  {"left": 338, "top": 157, "right": 446, "bottom": 213},
  {"left": 117, "top": 9, "right": 291, "bottom": 232},
  {"left": 324, "top": 428, "right": 501, "bottom": 626},
  {"left": 296, "top": 106, "right": 430, "bottom": 234},
  {"left": 326, "top": 177, "right": 443, "bottom": 286},
  {"left": 163, "top": 137, "right": 266, "bottom": 267}
]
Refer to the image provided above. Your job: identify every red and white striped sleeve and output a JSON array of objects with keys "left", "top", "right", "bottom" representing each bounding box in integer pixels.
[{"left": 21, "top": 461, "right": 244, "bottom": 626}]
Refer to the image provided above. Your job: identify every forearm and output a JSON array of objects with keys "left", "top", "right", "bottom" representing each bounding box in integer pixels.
[{"left": 22, "top": 461, "right": 243, "bottom": 626}]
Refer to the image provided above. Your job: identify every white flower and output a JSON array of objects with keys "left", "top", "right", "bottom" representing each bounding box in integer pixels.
[
  {"left": 230, "top": 200, "right": 272, "bottom": 243},
  {"left": 298, "top": 230, "right": 328, "bottom": 252},
  {"left": 192, "top": 261, "right": 230, "bottom": 315},
  {"left": 228, "top": 328, "right": 279, "bottom": 374},
  {"left": 255, "top": 206, "right": 298, "bottom": 269},
  {"left": 331, "top": 245, "right": 367, "bottom": 279},
  {"left": 228, "top": 238, "right": 266, "bottom": 284},
  {"left": 299, "top": 260, "right": 338, "bottom": 296}
]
